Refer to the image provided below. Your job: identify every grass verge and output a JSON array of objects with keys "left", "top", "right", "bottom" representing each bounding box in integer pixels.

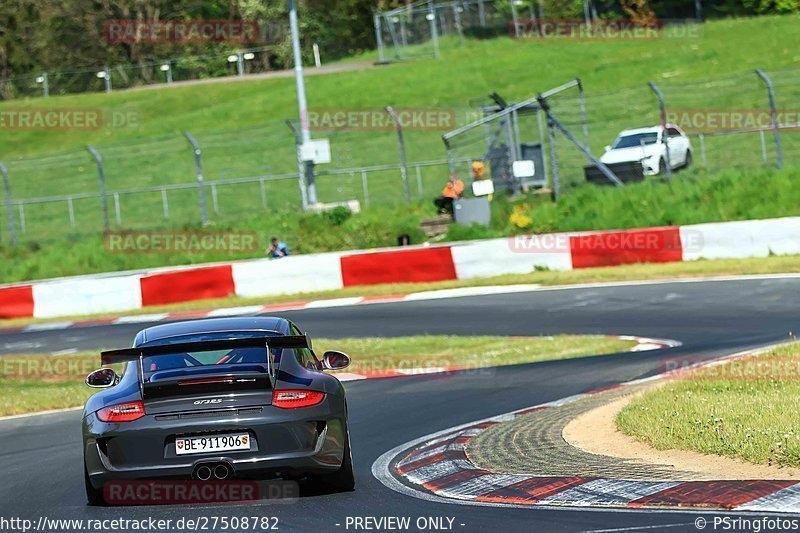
[
  {"left": 0, "top": 335, "right": 636, "bottom": 417},
  {"left": 3, "top": 166, "right": 800, "bottom": 283},
  {"left": 617, "top": 342, "right": 800, "bottom": 468},
  {"left": 3, "top": 253, "right": 800, "bottom": 328}
]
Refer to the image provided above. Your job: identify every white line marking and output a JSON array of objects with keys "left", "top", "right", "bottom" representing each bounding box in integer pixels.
[
  {"left": 112, "top": 313, "right": 169, "bottom": 324},
  {"left": 303, "top": 297, "right": 365, "bottom": 308},
  {"left": 205, "top": 305, "right": 265, "bottom": 317},
  {"left": 50, "top": 348, "right": 78, "bottom": 356},
  {"left": 402, "top": 285, "right": 542, "bottom": 301},
  {"left": 23, "top": 322, "right": 74, "bottom": 331}
]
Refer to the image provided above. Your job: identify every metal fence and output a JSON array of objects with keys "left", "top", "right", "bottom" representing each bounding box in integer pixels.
[
  {"left": 439, "top": 65, "right": 800, "bottom": 206},
  {"left": 0, "top": 109, "right": 477, "bottom": 246},
  {"left": 2, "top": 63, "right": 799, "bottom": 247},
  {"left": 0, "top": 46, "right": 281, "bottom": 100},
  {"left": 375, "top": 0, "right": 507, "bottom": 62}
]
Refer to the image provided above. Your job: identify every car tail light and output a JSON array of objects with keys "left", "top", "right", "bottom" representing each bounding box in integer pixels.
[
  {"left": 272, "top": 389, "right": 325, "bottom": 409},
  {"left": 97, "top": 401, "right": 146, "bottom": 422}
]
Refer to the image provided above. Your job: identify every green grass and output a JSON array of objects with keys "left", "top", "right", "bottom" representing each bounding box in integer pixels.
[
  {"left": 617, "top": 342, "right": 800, "bottom": 467},
  {"left": 0, "top": 15, "right": 799, "bottom": 242},
  {"left": 2, "top": 164, "right": 800, "bottom": 283},
  {"left": 0, "top": 335, "right": 635, "bottom": 417},
  {"left": 1, "top": 15, "right": 799, "bottom": 281}
]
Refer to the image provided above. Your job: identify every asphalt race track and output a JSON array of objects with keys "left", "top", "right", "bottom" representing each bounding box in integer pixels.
[{"left": 1, "top": 277, "right": 799, "bottom": 532}]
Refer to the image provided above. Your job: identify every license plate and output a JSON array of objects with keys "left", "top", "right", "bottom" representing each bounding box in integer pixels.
[{"left": 175, "top": 433, "right": 250, "bottom": 455}]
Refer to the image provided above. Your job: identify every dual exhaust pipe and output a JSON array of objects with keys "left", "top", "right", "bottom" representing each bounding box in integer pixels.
[{"left": 193, "top": 462, "right": 233, "bottom": 481}]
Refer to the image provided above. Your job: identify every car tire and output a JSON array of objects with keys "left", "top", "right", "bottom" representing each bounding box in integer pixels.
[
  {"left": 84, "top": 459, "right": 105, "bottom": 506},
  {"left": 313, "top": 424, "right": 355, "bottom": 491},
  {"left": 684, "top": 150, "right": 692, "bottom": 169}
]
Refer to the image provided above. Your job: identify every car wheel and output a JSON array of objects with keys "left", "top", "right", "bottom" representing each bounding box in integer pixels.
[
  {"left": 684, "top": 150, "right": 692, "bottom": 169},
  {"left": 313, "top": 424, "right": 355, "bottom": 491},
  {"left": 84, "top": 459, "right": 105, "bottom": 506}
]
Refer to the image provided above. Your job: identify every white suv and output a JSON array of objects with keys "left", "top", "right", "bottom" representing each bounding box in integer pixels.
[{"left": 600, "top": 125, "right": 692, "bottom": 175}]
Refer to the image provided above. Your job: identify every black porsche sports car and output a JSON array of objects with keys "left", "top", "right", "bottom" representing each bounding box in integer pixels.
[{"left": 82, "top": 317, "right": 354, "bottom": 505}]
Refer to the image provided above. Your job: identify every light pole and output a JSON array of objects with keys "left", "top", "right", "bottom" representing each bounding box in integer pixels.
[{"left": 289, "top": 0, "right": 317, "bottom": 206}]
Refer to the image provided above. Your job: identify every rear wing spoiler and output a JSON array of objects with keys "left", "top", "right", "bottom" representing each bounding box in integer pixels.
[{"left": 100, "top": 335, "right": 310, "bottom": 366}]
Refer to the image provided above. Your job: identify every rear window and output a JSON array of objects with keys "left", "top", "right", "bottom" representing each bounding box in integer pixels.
[
  {"left": 612, "top": 132, "right": 658, "bottom": 149},
  {"left": 142, "top": 346, "right": 279, "bottom": 382}
]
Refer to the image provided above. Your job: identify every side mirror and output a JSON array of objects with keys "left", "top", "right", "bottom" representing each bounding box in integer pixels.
[
  {"left": 322, "top": 351, "right": 351, "bottom": 371},
  {"left": 86, "top": 368, "right": 118, "bottom": 388},
  {"left": 604, "top": 145, "right": 611, "bottom": 152}
]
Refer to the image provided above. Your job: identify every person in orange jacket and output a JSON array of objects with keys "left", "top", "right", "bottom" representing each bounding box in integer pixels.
[{"left": 434, "top": 174, "right": 464, "bottom": 215}]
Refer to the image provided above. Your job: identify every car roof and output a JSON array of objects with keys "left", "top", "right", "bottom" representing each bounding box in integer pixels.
[
  {"left": 618, "top": 125, "right": 661, "bottom": 135},
  {"left": 618, "top": 124, "right": 682, "bottom": 136},
  {"left": 134, "top": 316, "right": 290, "bottom": 346}
]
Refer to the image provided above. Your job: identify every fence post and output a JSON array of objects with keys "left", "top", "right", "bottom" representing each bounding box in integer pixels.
[
  {"left": 18, "top": 204, "right": 26, "bottom": 235},
  {"left": 537, "top": 107, "right": 550, "bottom": 187},
  {"left": 361, "top": 170, "right": 370, "bottom": 206},
  {"left": 576, "top": 77, "right": 591, "bottom": 162},
  {"left": 183, "top": 132, "right": 208, "bottom": 224},
  {"left": 452, "top": 2, "right": 465, "bottom": 46},
  {"left": 86, "top": 145, "right": 110, "bottom": 231},
  {"left": 428, "top": 1, "right": 440, "bottom": 58},
  {"left": 509, "top": 0, "right": 521, "bottom": 39},
  {"left": 114, "top": 193, "right": 121, "bottom": 224},
  {"left": 0, "top": 163, "right": 17, "bottom": 247},
  {"left": 647, "top": 81, "right": 672, "bottom": 180},
  {"left": 698, "top": 133, "right": 707, "bottom": 167},
  {"left": 546, "top": 117, "right": 560, "bottom": 201},
  {"left": 102, "top": 67, "right": 111, "bottom": 93},
  {"left": 161, "top": 188, "right": 170, "bottom": 219},
  {"left": 385, "top": 106, "right": 411, "bottom": 204},
  {"left": 285, "top": 119, "right": 309, "bottom": 211},
  {"left": 755, "top": 68, "right": 783, "bottom": 170},
  {"left": 211, "top": 183, "right": 219, "bottom": 215},
  {"left": 759, "top": 130, "right": 768, "bottom": 163},
  {"left": 538, "top": 95, "right": 623, "bottom": 188},
  {"left": 259, "top": 178, "right": 267, "bottom": 209},
  {"left": 374, "top": 14, "right": 385, "bottom": 63},
  {"left": 583, "top": 0, "right": 592, "bottom": 35},
  {"left": 40, "top": 72, "right": 49, "bottom": 98},
  {"left": 67, "top": 197, "right": 76, "bottom": 228}
]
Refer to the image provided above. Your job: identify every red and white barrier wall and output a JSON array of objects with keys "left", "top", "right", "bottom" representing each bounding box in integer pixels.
[{"left": 1, "top": 217, "right": 799, "bottom": 320}]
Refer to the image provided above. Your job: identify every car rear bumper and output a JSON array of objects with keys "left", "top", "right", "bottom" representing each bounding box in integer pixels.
[{"left": 84, "top": 399, "right": 347, "bottom": 488}]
